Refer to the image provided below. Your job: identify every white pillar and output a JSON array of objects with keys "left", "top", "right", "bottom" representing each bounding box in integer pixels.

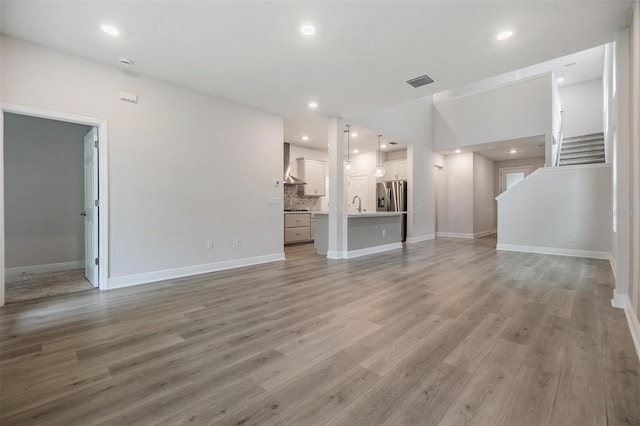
[
  {"left": 406, "top": 101, "right": 435, "bottom": 242},
  {"left": 327, "top": 117, "right": 347, "bottom": 258},
  {"left": 613, "top": 29, "right": 631, "bottom": 307}
]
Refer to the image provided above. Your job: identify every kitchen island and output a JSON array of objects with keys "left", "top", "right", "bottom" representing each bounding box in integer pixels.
[{"left": 314, "top": 212, "right": 404, "bottom": 258}]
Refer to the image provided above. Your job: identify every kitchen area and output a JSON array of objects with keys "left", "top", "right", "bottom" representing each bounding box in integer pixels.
[{"left": 283, "top": 123, "right": 409, "bottom": 259}]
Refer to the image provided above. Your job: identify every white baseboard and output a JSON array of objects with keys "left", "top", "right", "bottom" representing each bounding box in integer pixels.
[
  {"left": 343, "top": 242, "right": 403, "bottom": 259},
  {"left": 326, "top": 250, "right": 343, "bottom": 260},
  {"left": 496, "top": 243, "right": 610, "bottom": 260},
  {"left": 5, "top": 260, "right": 84, "bottom": 277},
  {"left": 626, "top": 302, "right": 640, "bottom": 363},
  {"left": 436, "top": 232, "right": 474, "bottom": 239},
  {"left": 474, "top": 230, "right": 497, "bottom": 238},
  {"left": 611, "top": 292, "right": 640, "bottom": 363},
  {"left": 611, "top": 289, "right": 628, "bottom": 309},
  {"left": 107, "top": 253, "right": 285, "bottom": 289},
  {"left": 406, "top": 234, "right": 435, "bottom": 243}
]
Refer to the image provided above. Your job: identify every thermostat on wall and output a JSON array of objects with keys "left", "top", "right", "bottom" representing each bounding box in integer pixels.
[{"left": 119, "top": 90, "right": 138, "bottom": 104}]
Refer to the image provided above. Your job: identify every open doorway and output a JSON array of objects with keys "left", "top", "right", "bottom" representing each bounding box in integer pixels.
[
  {"left": 3, "top": 113, "right": 97, "bottom": 303},
  {"left": 498, "top": 166, "right": 532, "bottom": 193},
  {"left": 1, "top": 105, "right": 108, "bottom": 305}
]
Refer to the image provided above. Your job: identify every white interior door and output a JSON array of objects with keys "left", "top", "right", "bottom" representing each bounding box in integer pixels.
[
  {"left": 347, "top": 174, "right": 368, "bottom": 212},
  {"left": 84, "top": 128, "right": 99, "bottom": 287},
  {"left": 499, "top": 166, "right": 532, "bottom": 193}
]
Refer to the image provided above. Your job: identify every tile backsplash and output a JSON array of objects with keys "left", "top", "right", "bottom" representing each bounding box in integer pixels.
[{"left": 284, "top": 185, "right": 323, "bottom": 211}]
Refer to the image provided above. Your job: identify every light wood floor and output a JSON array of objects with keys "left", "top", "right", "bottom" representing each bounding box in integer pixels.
[
  {"left": 5, "top": 269, "right": 94, "bottom": 304},
  {"left": 1, "top": 237, "right": 638, "bottom": 425}
]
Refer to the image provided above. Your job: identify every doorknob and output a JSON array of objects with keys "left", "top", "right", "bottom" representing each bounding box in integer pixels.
[{"left": 81, "top": 211, "right": 87, "bottom": 216}]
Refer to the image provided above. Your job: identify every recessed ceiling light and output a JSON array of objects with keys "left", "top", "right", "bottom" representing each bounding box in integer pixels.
[
  {"left": 302, "top": 135, "right": 309, "bottom": 141},
  {"left": 557, "top": 77, "right": 564, "bottom": 83},
  {"left": 308, "top": 102, "right": 318, "bottom": 108},
  {"left": 496, "top": 30, "right": 513, "bottom": 41},
  {"left": 455, "top": 149, "right": 461, "bottom": 154},
  {"left": 510, "top": 149, "right": 517, "bottom": 154},
  {"left": 352, "top": 132, "right": 358, "bottom": 137},
  {"left": 353, "top": 149, "right": 359, "bottom": 154},
  {"left": 101, "top": 24, "right": 120, "bottom": 36},
  {"left": 381, "top": 144, "right": 387, "bottom": 149},
  {"left": 300, "top": 24, "right": 316, "bottom": 36}
]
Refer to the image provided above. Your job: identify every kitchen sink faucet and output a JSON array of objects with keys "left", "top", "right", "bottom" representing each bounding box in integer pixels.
[{"left": 352, "top": 196, "right": 362, "bottom": 213}]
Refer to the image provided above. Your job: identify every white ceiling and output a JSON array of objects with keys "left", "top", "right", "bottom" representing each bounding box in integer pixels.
[{"left": 0, "top": 1, "right": 633, "bottom": 150}]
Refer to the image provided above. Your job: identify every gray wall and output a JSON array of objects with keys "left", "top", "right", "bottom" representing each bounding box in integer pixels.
[
  {"left": 4, "top": 113, "right": 90, "bottom": 268},
  {"left": 497, "top": 165, "right": 612, "bottom": 253},
  {"left": 440, "top": 152, "right": 474, "bottom": 235},
  {"left": 473, "top": 153, "right": 496, "bottom": 234},
  {"left": 1, "top": 36, "right": 284, "bottom": 281}
]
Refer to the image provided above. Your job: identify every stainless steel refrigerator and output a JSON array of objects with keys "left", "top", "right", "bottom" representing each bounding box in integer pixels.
[{"left": 376, "top": 180, "right": 407, "bottom": 242}]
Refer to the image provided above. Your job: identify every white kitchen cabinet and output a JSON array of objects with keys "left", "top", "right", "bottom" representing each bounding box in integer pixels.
[
  {"left": 284, "top": 212, "right": 313, "bottom": 244},
  {"left": 297, "top": 158, "right": 326, "bottom": 196},
  {"left": 383, "top": 160, "right": 407, "bottom": 181}
]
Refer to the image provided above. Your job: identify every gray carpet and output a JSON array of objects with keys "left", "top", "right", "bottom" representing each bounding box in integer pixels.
[{"left": 5, "top": 269, "right": 95, "bottom": 303}]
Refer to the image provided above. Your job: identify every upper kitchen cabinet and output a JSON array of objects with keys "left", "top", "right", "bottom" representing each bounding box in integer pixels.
[
  {"left": 383, "top": 160, "right": 407, "bottom": 181},
  {"left": 297, "top": 158, "right": 326, "bottom": 196}
]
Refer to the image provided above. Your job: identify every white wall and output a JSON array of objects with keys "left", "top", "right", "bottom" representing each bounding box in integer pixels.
[
  {"left": 560, "top": 79, "right": 604, "bottom": 138},
  {"left": 1, "top": 36, "right": 284, "bottom": 284},
  {"left": 473, "top": 153, "right": 496, "bottom": 235},
  {"left": 497, "top": 164, "right": 612, "bottom": 255},
  {"left": 432, "top": 75, "right": 553, "bottom": 152},
  {"left": 613, "top": 29, "right": 633, "bottom": 307},
  {"left": 440, "top": 153, "right": 474, "bottom": 236},
  {"left": 630, "top": 0, "right": 640, "bottom": 328},
  {"left": 349, "top": 98, "right": 435, "bottom": 241},
  {"left": 4, "top": 113, "right": 90, "bottom": 268},
  {"left": 346, "top": 151, "right": 377, "bottom": 213}
]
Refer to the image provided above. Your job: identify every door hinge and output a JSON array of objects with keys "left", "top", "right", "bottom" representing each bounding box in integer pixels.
[
  {"left": 95, "top": 258, "right": 99, "bottom": 266},
  {"left": 95, "top": 199, "right": 99, "bottom": 207},
  {"left": 94, "top": 139, "right": 99, "bottom": 149}
]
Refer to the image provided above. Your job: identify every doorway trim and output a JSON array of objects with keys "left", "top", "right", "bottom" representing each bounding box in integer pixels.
[{"left": 0, "top": 103, "right": 110, "bottom": 306}]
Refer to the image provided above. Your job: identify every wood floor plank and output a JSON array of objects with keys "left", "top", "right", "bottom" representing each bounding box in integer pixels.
[
  {"left": 443, "top": 313, "right": 511, "bottom": 373},
  {"left": 1, "top": 237, "right": 637, "bottom": 426},
  {"left": 437, "top": 338, "right": 528, "bottom": 426},
  {"left": 495, "top": 365, "right": 559, "bottom": 426}
]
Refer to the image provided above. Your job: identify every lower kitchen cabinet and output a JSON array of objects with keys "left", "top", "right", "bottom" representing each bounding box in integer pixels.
[
  {"left": 285, "top": 227, "right": 311, "bottom": 243},
  {"left": 284, "top": 212, "right": 314, "bottom": 244}
]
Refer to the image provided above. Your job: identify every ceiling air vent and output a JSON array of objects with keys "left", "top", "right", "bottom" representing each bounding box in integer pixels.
[{"left": 406, "top": 74, "right": 435, "bottom": 88}]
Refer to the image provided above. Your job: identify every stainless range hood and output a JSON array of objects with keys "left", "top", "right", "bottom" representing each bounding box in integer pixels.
[{"left": 283, "top": 142, "right": 306, "bottom": 185}]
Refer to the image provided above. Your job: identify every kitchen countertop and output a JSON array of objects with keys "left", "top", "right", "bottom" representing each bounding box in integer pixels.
[
  {"left": 284, "top": 211, "right": 325, "bottom": 214},
  {"left": 313, "top": 211, "right": 405, "bottom": 218}
]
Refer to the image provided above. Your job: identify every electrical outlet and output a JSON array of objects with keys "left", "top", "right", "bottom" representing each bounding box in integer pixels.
[
  {"left": 207, "top": 240, "right": 214, "bottom": 250},
  {"left": 382, "top": 229, "right": 386, "bottom": 236},
  {"left": 236, "top": 239, "right": 241, "bottom": 247}
]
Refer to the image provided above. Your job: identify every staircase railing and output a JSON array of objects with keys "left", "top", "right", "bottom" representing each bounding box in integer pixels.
[{"left": 555, "top": 110, "right": 564, "bottom": 167}]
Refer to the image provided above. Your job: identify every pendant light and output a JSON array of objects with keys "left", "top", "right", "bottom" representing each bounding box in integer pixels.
[
  {"left": 374, "top": 134, "right": 386, "bottom": 178},
  {"left": 344, "top": 124, "right": 352, "bottom": 173}
]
